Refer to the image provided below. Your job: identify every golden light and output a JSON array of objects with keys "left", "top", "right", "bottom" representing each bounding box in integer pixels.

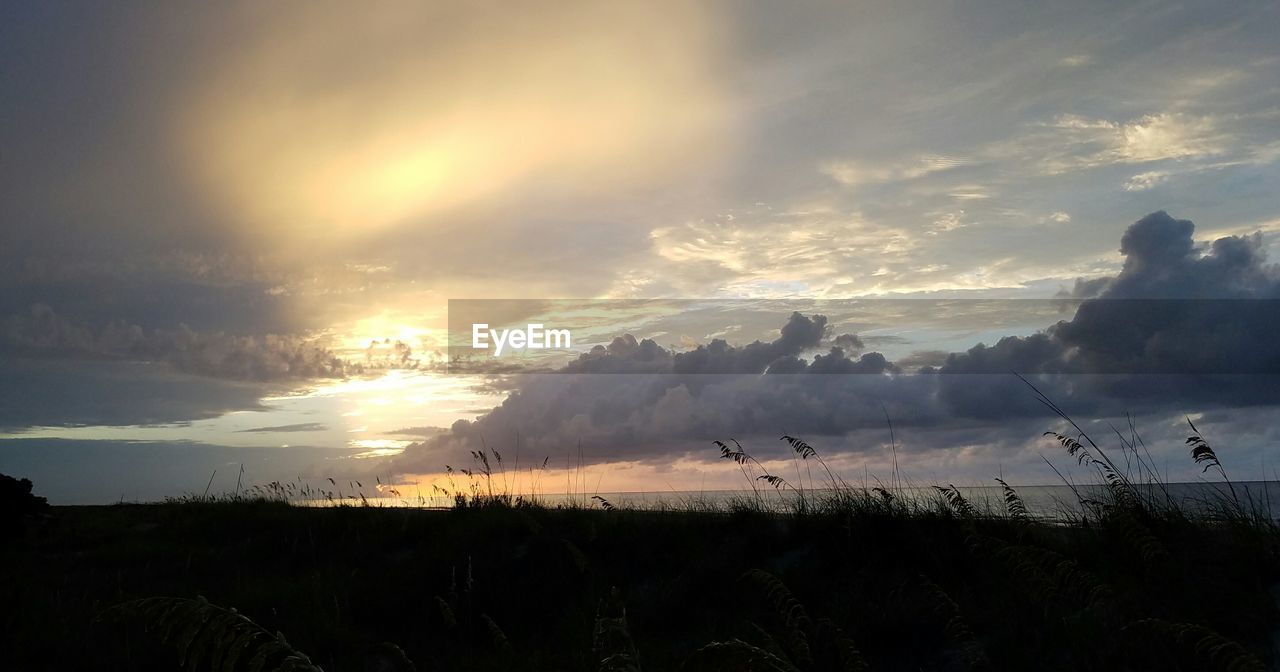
[{"left": 176, "top": 0, "right": 734, "bottom": 253}]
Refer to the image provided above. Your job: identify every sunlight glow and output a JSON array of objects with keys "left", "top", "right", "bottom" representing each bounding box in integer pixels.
[{"left": 178, "top": 1, "right": 732, "bottom": 252}]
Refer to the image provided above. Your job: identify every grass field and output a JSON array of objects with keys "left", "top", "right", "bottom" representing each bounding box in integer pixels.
[
  {"left": 4, "top": 474, "right": 1278, "bottom": 671},
  {"left": 4, "top": 407, "right": 1277, "bottom": 671}
]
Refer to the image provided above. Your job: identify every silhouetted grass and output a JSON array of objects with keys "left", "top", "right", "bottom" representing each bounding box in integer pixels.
[{"left": 3, "top": 404, "right": 1278, "bottom": 671}]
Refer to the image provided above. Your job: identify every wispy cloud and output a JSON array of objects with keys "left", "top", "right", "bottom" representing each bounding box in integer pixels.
[
  {"left": 1124, "top": 171, "right": 1171, "bottom": 191},
  {"left": 647, "top": 208, "right": 918, "bottom": 296},
  {"left": 995, "top": 113, "right": 1229, "bottom": 175},
  {"left": 238, "top": 423, "right": 328, "bottom": 434},
  {"left": 823, "top": 155, "right": 975, "bottom": 187}
]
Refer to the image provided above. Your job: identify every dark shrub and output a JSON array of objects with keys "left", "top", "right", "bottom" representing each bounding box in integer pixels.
[{"left": 1, "top": 472, "right": 49, "bottom": 520}]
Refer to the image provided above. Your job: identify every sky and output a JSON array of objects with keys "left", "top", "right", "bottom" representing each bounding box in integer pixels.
[{"left": 2, "top": 0, "right": 1279, "bottom": 503}]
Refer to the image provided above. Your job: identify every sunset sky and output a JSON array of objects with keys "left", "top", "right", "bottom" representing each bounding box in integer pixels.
[{"left": 2, "top": 1, "right": 1279, "bottom": 503}]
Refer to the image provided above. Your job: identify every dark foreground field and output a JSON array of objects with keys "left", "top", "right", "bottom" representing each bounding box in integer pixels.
[{"left": 3, "top": 492, "right": 1279, "bottom": 672}]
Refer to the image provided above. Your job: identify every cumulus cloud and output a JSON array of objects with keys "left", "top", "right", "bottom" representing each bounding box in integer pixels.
[
  {"left": 940, "top": 211, "right": 1280, "bottom": 375},
  {"left": 557, "top": 313, "right": 894, "bottom": 376},
  {"left": 388, "top": 212, "right": 1280, "bottom": 477},
  {"left": 388, "top": 313, "right": 907, "bottom": 472},
  {"left": 5, "top": 2, "right": 1280, "bottom": 495},
  {"left": 832, "top": 333, "right": 866, "bottom": 353}
]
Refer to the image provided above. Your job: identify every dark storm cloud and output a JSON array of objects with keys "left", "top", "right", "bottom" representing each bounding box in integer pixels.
[
  {"left": 1, "top": 304, "right": 352, "bottom": 382},
  {"left": 555, "top": 313, "right": 894, "bottom": 376},
  {"left": 0, "top": 358, "right": 269, "bottom": 431},
  {"left": 0, "top": 5, "right": 231, "bottom": 239},
  {"left": 933, "top": 212, "right": 1280, "bottom": 422},
  {"left": 938, "top": 212, "right": 1280, "bottom": 376},
  {"left": 832, "top": 333, "right": 865, "bottom": 353},
  {"left": 389, "top": 312, "right": 917, "bottom": 473},
  {"left": 0, "top": 5, "right": 367, "bottom": 398},
  {"left": 388, "top": 213, "right": 1280, "bottom": 475},
  {"left": 0, "top": 255, "right": 298, "bottom": 333},
  {"left": 672, "top": 312, "right": 828, "bottom": 374}
]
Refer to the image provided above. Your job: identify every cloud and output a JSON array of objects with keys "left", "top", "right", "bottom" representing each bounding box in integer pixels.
[
  {"left": 0, "top": 358, "right": 268, "bottom": 431},
  {"left": 387, "top": 212, "right": 1280, "bottom": 478},
  {"left": 832, "top": 333, "right": 865, "bottom": 353},
  {"left": 1123, "top": 171, "right": 1170, "bottom": 191},
  {"left": 823, "top": 155, "right": 974, "bottom": 188},
  {"left": 7, "top": 0, "right": 1280, "bottom": 338},
  {"left": 1103, "top": 114, "right": 1225, "bottom": 163},
  {"left": 177, "top": 0, "right": 735, "bottom": 254},
  {"left": 1060, "top": 277, "right": 1114, "bottom": 299},
  {"left": 646, "top": 208, "right": 920, "bottom": 296},
  {"left": 388, "top": 312, "right": 909, "bottom": 473},
  {"left": 1, "top": 304, "right": 354, "bottom": 382},
  {"left": 929, "top": 211, "right": 966, "bottom": 234},
  {"left": 894, "top": 349, "right": 950, "bottom": 370},
  {"left": 5, "top": 2, "right": 1280, "bottom": 492},
  {"left": 388, "top": 426, "right": 448, "bottom": 439},
  {"left": 238, "top": 423, "right": 327, "bottom": 434},
  {"left": 556, "top": 313, "right": 895, "bottom": 377},
  {"left": 994, "top": 113, "right": 1230, "bottom": 176},
  {"left": 940, "top": 211, "right": 1280, "bottom": 375}
]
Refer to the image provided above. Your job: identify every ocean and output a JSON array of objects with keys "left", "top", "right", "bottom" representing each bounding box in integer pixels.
[{"left": 329, "top": 480, "right": 1280, "bottom": 520}]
